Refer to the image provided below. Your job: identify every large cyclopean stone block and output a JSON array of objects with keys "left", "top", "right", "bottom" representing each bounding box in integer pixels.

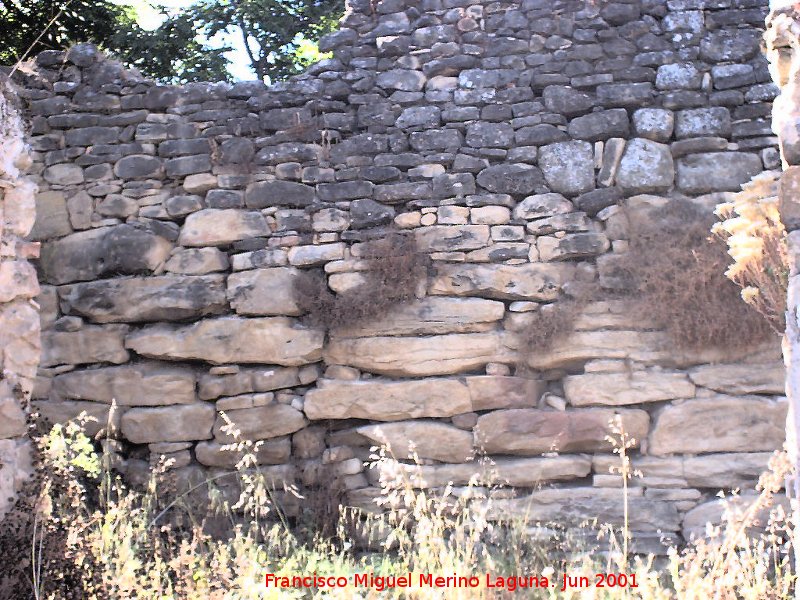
[
  {"left": 430, "top": 262, "right": 573, "bottom": 301},
  {"left": 357, "top": 421, "right": 474, "bottom": 463},
  {"left": 474, "top": 408, "right": 650, "bottom": 455},
  {"left": 121, "top": 403, "right": 215, "bottom": 443},
  {"left": 615, "top": 138, "right": 674, "bottom": 194},
  {"left": 40, "top": 224, "right": 173, "bottom": 285},
  {"left": 648, "top": 395, "right": 787, "bottom": 455},
  {"left": 304, "top": 378, "right": 472, "bottom": 420},
  {"left": 51, "top": 362, "right": 196, "bottom": 406},
  {"left": 538, "top": 141, "right": 595, "bottom": 196},
  {"left": 324, "top": 333, "right": 508, "bottom": 377},
  {"left": 675, "top": 152, "right": 763, "bottom": 194},
  {"left": 178, "top": 209, "right": 269, "bottom": 246},
  {"left": 125, "top": 317, "right": 324, "bottom": 366},
  {"left": 58, "top": 275, "right": 228, "bottom": 323}
]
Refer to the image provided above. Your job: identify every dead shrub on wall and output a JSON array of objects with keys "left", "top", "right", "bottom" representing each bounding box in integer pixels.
[
  {"left": 616, "top": 201, "right": 775, "bottom": 351},
  {"left": 294, "top": 231, "right": 431, "bottom": 331}
]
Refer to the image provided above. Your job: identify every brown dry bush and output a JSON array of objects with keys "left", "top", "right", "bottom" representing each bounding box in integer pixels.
[
  {"left": 294, "top": 231, "right": 431, "bottom": 331},
  {"left": 521, "top": 296, "right": 586, "bottom": 354},
  {"left": 616, "top": 201, "right": 776, "bottom": 351}
]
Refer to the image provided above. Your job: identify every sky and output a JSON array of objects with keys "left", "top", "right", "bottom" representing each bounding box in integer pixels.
[{"left": 119, "top": 0, "right": 258, "bottom": 80}]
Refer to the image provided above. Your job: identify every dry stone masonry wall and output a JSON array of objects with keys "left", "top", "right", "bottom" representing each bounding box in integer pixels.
[{"left": 16, "top": 0, "right": 788, "bottom": 549}]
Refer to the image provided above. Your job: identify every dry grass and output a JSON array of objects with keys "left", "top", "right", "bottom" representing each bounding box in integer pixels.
[
  {"left": 0, "top": 415, "right": 795, "bottom": 599},
  {"left": 521, "top": 297, "right": 585, "bottom": 354},
  {"left": 615, "top": 201, "right": 775, "bottom": 351},
  {"left": 713, "top": 171, "right": 788, "bottom": 333},
  {"left": 294, "top": 231, "right": 430, "bottom": 331}
]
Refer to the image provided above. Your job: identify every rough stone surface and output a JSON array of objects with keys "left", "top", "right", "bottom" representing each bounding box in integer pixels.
[
  {"left": 121, "top": 404, "right": 215, "bottom": 443},
  {"left": 126, "top": 317, "right": 324, "bottom": 366},
  {"left": 227, "top": 268, "right": 302, "bottom": 316},
  {"left": 564, "top": 371, "right": 695, "bottom": 406},
  {"left": 357, "top": 421, "right": 474, "bottom": 463},
  {"left": 538, "top": 142, "right": 595, "bottom": 196},
  {"left": 213, "top": 404, "right": 306, "bottom": 442}
]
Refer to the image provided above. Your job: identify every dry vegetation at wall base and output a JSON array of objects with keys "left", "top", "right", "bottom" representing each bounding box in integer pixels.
[{"left": 0, "top": 421, "right": 795, "bottom": 599}]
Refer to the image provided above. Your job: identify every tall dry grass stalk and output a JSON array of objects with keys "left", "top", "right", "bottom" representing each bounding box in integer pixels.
[{"left": 713, "top": 170, "right": 789, "bottom": 333}]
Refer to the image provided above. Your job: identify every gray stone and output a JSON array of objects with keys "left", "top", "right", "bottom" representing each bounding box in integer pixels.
[
  {"left": 121, "top": 404, "right": 215, "bottom": 444},
  {"left": 219, "top": 138, "right": 255, "bottom": 163},
  {"left": 466, "top": 122, "right": 514, "bottom": 148},
  {"left": 59, "top": 275, "right": 227, "bottom": 323},
  {"left": 542, "top": 86, "right": 593, "bottom": 116},
  {"left": 213, "top": 404, "right": 306, "bottom": 442},
  {"left": 477, "top": 164, "right": 545, "bottom": 195},
  {"left": 40, "top": 224, "right": 173, "bottom": 285},
  {"left": 158, "top": 138, "right": 211, "bottom": 157},
  {"left": 317, "top": 181, "right": 374, "bottom": 201},
  {"left": 409, "top": 128, "right": 462, "bottom": 151},
  {"left": 670, "top": 137, "right": 728, "bottom": 158},
  {"left": 567, "top": 109, "right": 630, "bottom": 141},
  {"left": 164, "top": 155, "right": 212, "bottom": 178},
  {"left": 165, "top": 195, "right": 204, "bottom": 217},
  {"left": 195, "top": 438, "right": 290, "bottom": 467},
  {"left": 245, "top": 180, "right": 315, "bottom": 208},
  {"left": 126, "top": 317, "right": 324, "bottom": 366},
  {"left": 113, "top": 155, "right": 163, "bottom": 179},
  {"left": 700, "top": 29, "right": 761, "bottom": 62},
  {"left": 34, "top": 400, "right": 121, "bottom": 438},
  {"left": 475, "top": 408, "right": 650, "bottom": 454},
  {"left": 65, "top": 126, "right": 120, "bottom": 147},
  {"left": 43, "top": 164, "right": 84, "bottom": 185},
  {"left": 597, "top": 82, "right": 654, "bottom": 108},
  {"left": 676, "top": 152, "right": 763, "bottom": 194},
  {"left": 712, "top": 64, "right": 755, "bottom": 90},
  {"left": 165, "top": 248, "right": 229, "bottom": 275},
  {"left": 51, "top": 362, "right": 196, "bottom": 406},
  {"left": 199, "top": 367, "right": 306, "bottom": 401},
  {"left": 538, "top": 141, "right": 595, "bottom": 196},
  {"left": 574, "top": 187, "right": 623, "bottom": 217},
  {"left": 616, "top": 138, "right": 674, "bottom": 194},
  {"left": 227, "top": 268, "right": 302, "bottom": 316},
  {"left": 655, "top": 63, "right": 702, "bottom": 90},
  {"left": 396, "top": 106, "right": 441, "bottom": 129},
  {"left": 205, "top": 189, "right": 243, "bottom": 209},
  {"left": 414, "top": 224, "right": 490, "bottom": 251},
  {"left": 632, "top": 109, "right": 674, "bottom": 142},
  {"left": 688, "top": 362, "right": 784, "bottom": 395},
  {"left": 513, "top": 193, "right": 573, "bottom": 220},
  {"left": 350, "top": 199, "right": 394, "bottom": 228},
  {"left": 376, "top": 69, "right": 426, "bottom": 91},
  {"left": 30, "top": 191, "right": 72, "bottom": 240},
  {"left": 515, "top": 124, "right": 569, "bottom": 146},
  {"left": 41, "top": 325, "right": 129, "bottom": 367},
  {"left": 675, "top": 108, "right": 731, "bottom": 139},
  {"left": 538, "top": 232, "right": 610, "bottom": 260}
]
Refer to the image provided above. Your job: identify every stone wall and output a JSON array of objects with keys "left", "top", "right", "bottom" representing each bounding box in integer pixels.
[
  {"left": 0, "top": 82, "right": 39, "bottom": 520},
  {"left": 16, "top": 0, "right": 788, "bottom": 549}
]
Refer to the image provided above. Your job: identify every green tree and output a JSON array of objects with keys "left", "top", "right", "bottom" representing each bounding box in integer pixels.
[
  {"left": 185, "top": 0, "right": 346, "bottom": 83},
  {"left": 0, "top": 0, "right": 229, "bottom": 82}
]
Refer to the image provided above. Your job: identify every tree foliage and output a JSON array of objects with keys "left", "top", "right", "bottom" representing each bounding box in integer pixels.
[{"left": 0, "top": 0, "right": 345, "bottom": 83}]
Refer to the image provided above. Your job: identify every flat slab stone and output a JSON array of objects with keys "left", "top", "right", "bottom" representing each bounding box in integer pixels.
[
  {"left": 474, "top": 408, "right": 650, "bottom": 454},
  {"left": 688, "top": 362, "right": 784, "bottom": 395},
  {"left": 675, "top": 152, "right": 763, "bottom": 194},
  {"left": 50, "top": 362, "right": 197, "bottom": 406},
  {"left": 564, "top": 371, "right": 695, "bottom": 406},
  {"left": 466, "top": 376, "right": 545, "bottom": 410},
  {"left": 334, "top": 297, "right": 505, "bottom": 337},
  {"left": 372, "top": 455, "right": 592, "bottom": 488},
  {"left": 40, "top": 224, "right": 173, "bottom": 285},
  {"left": 58, "top": 275, "right": 228, "bottom": 323},
  {"left": 213, "top": 404, "right": 306, "bottom": 442},
  {"left": 121, "top": 403, "right": 215, "bottom": 443},
  {"left": 41, "top": 325, "right": 129, "bottom": 367},
  {"left": 414, "top": 225, "right": 490, "bottom": 251},
  {"left": 195, "top": 438, "right": 290, "bottom": 467},
  {"left": 199, "top": 366, "right": 305, "bottom": 400},
  {"left": 304, "top": 378, "right": 472, "bottom": 420},
  {"left": 34, "top": 399, "right": 123, "bottom": 437},
  {"left": 126, "top": 317, "right": 324, "bottom": 366},
  {"left": 324, "top": 332, "right": 508, "bottom": 377},
  {"left": 430, "top": 262, "right": 573, "bottom": 301},
  {"left": 486, "top": 487, "right": 680, "bottom": 531},
  {"left": 357, "top": 421, "right": 474, "bottom": 462},
  {"left": 649, "top": 395, "right": 787, "bottom": 455},
  {"left": 227, "top": 267, "right": 302, "bottom": 316}
]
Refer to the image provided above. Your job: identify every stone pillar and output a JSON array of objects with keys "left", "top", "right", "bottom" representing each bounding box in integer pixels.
[
  {"left": 766, "top": 6, "right": 800, "bottom": 586},
  {"left": 0, "top": 80, "right": 40, "bottom": 520}
]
